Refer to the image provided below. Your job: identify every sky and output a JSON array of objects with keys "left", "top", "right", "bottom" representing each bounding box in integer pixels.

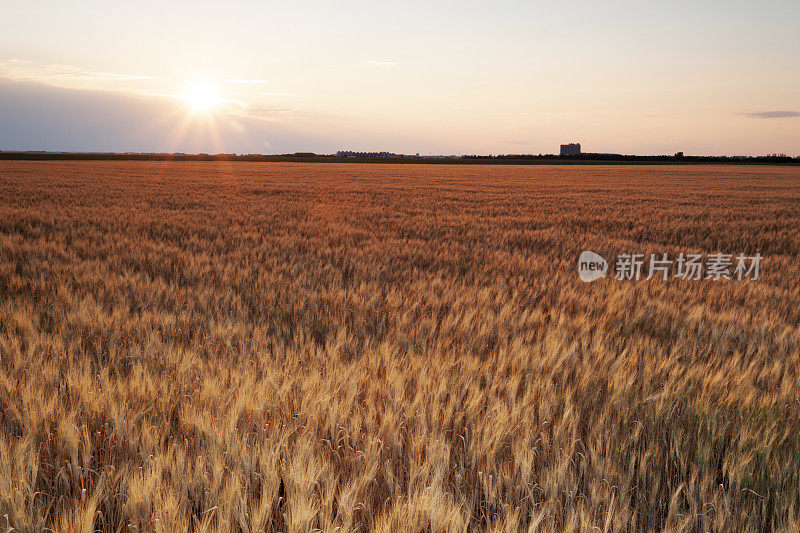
[{"left": 1, "top": 0, "right": 799, "bottom": 156}]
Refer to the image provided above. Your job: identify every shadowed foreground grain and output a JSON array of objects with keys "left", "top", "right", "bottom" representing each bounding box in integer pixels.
[{"left": 1, "top": 161, "right": 799, "bottom": 531}]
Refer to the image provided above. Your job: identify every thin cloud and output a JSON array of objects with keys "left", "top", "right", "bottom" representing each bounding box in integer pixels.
[
  {"left": 0, "top": 59, "right": 153, "bottom": 84},
  {"left": 258, "top": 91, "right": 301, "bottom": 97},
  {"left": 351, "top": 60, "right": 399, "bottom": 68},
  {"left": 745, "top": 111, "right": 800, "bottom": 119},
  {"left": 236, "top": 107, "right": 297, "bottom": 120},
  {"left": 224, "top": 79, "right": 268, "bottom": 84}
]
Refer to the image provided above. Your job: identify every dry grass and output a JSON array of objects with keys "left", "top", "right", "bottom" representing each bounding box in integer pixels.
[{"left": 1, "top": 161, "right": 799, "bottom": 532}]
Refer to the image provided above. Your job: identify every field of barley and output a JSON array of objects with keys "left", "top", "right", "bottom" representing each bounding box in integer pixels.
[{"left": 1, "top": 161, "right": 799, "bottom": 532}]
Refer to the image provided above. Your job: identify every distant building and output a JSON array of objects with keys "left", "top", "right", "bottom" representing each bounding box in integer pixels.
[{"left": 560, "top": 143, "right": 581, "bottom": 156}]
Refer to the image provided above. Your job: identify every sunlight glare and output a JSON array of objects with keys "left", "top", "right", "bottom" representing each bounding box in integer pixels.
[{"left": 184, "top": 82, "right": 221, "bottom": 112}]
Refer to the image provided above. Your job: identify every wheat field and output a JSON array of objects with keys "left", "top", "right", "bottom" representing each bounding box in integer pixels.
[{"left": 1, "top": 161, "right": 799, "bottom": 532}]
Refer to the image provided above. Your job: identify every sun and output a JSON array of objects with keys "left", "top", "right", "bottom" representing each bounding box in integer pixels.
[{"left": 183, "top": 82, "right": 221, "bottom": 112}]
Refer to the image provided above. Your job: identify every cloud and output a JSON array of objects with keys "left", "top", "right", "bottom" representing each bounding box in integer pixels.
[
  {"left": 236, "top": 107, "right": 298, "bottom": 120},
  {"left": 745, "top": 111, "right": 800, "bottom": 119},
  {"left": 0, "top": 81, "right": 334, "bottom": 154},
  {"left": 0, "top": 59, "right": 153, "bottom": 82},
  {"left": 352, "top": 60, "right": 399, "bottom": 68},
  {"left": 258, "top": 91, "right": 301, "bottom": 97},
  {"left": 224, "top": 79, "right": 268, "bottom": 84}
]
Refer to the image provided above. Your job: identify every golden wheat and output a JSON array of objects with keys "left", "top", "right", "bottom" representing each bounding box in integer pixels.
[{"left": 1, "top": 161, "right": 799, "bottom": 531}]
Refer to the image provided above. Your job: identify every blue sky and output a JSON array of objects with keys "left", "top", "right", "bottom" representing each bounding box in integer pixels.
[{"left": 1, "top": 0, "right": 798, "bottom": 155}]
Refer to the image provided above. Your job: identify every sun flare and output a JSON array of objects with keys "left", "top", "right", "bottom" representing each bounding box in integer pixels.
[{"left": 183, "top": 82, "right": 221, "bottom": 112}]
